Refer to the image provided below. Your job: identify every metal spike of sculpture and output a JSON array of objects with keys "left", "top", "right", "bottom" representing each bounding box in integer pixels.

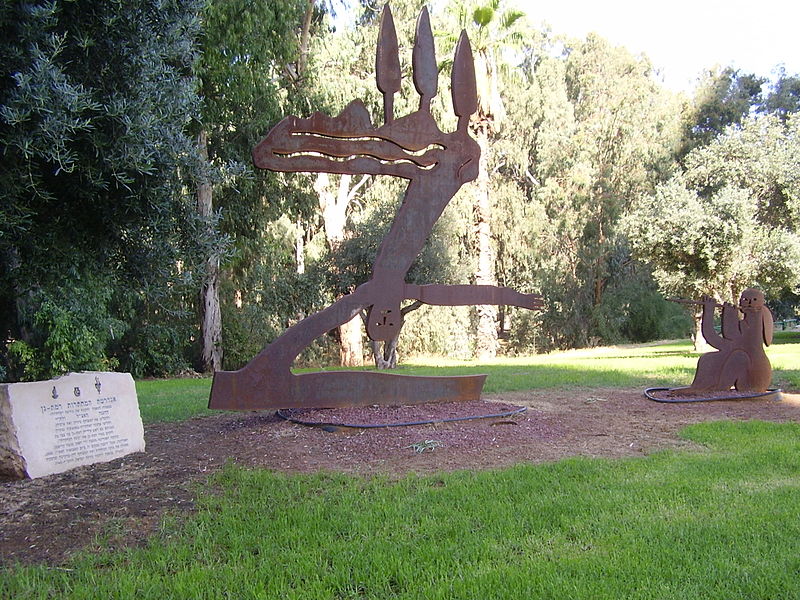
[
  {"left": 669, "top": 288, "right": 774, "bottom": 392},
  {"left": 209, "top": 6, "right": 543, "bottom": 410}
]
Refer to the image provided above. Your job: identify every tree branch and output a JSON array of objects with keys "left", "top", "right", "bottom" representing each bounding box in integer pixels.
[{"left": 347, "top": 174, "right": 372, "bottom": 203}]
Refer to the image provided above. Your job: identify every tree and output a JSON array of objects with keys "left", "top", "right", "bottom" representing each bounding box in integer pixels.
[
  {"left": 293, "top": 0, "right": 450, "bottom": 367},
  {"left": 681, "top": 67, "right": 765, "bottom": 156},
  {"left": 684, "top": 114, "right": 800, "bottom": 231},
  {"left": 196, "top": 0, "right": 319, "bottom": 371},
  {"left": 328, "top": 178, "right": 468, "bottom": 368},
  {"left": 624, "top": 114, "right": 800, "bottom": 349},
  {"left": 443, "top": 0, "right": 531, "bottom": 359},
  {"left": 0, "top": 0, "right": 209, "bottom": 380},
  {"left": 519, "top": 34, "right": 682, "bottom": 349},
  {"left": 761, "top": 69, "right": 800, "bottom": 121}
]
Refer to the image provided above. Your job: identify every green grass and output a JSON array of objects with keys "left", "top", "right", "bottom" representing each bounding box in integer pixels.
[
  {"left": 769, "top": 331, "right": 800, "bottom": 389},
  {"left": 135, "top": 378, "right": 214, "bottom": 423},
  {"left": 5, "top": 335, "right": 800, "bottom": 597},
  {"left": 4, "top": 420, "right": 800, "bottom": 599},
  {"left": 402, "top": 332, "right": 800, "bottom": 393},
  {"left": 135, "top": 333, "right": 800, "bottom": 424}
]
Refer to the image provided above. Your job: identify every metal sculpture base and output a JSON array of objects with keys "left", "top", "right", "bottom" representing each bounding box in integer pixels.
[
  {"left": 210, "top": 369, "right": 487, "bottom": 410},
  {"left": 644, "top": 387, "right": 782, "bottom": 403}
]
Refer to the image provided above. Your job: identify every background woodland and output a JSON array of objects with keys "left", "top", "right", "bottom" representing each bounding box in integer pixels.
[{"left": 2, "top": 0, "right": 799, "bottom": 381}]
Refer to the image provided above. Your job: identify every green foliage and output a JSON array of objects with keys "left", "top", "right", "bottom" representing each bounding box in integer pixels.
[
  {"left": 398, "top": 304, "right": 475, "bottom": 359},
  {"left": 593, "top": 262, "right": 693, "bottom": 344},
  {"left": 625, "top": 113, "right": 800, "bottom": 305},
  {"left": 3, "top": 1, "right": 796, "bottom": 380},
  {"left": 5, "top": 340, "right": 39, "bottom": 382},
  {"left": 0, "top": 0, "right": 211, "bottom": 379},
  {"left": 197, "top": 0, "right": 315, "bottom": 222},
  {"left": 196, "top": 0, "right": 329, "bottom": 369},
  {"left": 218, "top": 217, "right": 331, "bottom": 369},
  {"left": 761, "top": 69, "right": 800, "bottom": 121},
  {"left": 4, "top": 283, "right": 122, "bottom": 381},
  {"left": 327, "top": 181, "right": 474, "bottom": 358},
  {"left": 221, "top": 269, "right": 332, "bottom": 370},
  {"left": 32, "top": 299, "right": 115, "bottom": 375},
  {"left": 119, "top": 321, "right": 193, "bottom": 379},
  {"left": 329, "top": 186, "right": 464, "bottom": 293},
  {"left": 515, "top": 34, "right": 683, "bottom": 349},
  {"left": 683, "top": 67, "right": 766, "bottom": 154},
  {"left": 684, "top": 113, "right": 800, "bottom": 231}
]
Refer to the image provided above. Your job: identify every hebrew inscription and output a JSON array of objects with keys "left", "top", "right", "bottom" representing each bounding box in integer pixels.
[{"left": 0, "top": 372, "right": 145, "bottom": 479}]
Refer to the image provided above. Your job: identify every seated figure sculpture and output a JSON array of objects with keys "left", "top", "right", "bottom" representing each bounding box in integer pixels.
[
  {"left": 209, "top": 6, "right": 543, "bottom": 410},
  {"left": 683, "top": 288, "right": 774, "bottom": 393}
]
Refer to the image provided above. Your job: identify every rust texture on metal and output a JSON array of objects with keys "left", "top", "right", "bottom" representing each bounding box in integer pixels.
[
  {"left": 671, "top": 288, "right": 774, "bottom": 393},
  {"left": 209, "top": 6, "right": 542, "bottom": 410}
]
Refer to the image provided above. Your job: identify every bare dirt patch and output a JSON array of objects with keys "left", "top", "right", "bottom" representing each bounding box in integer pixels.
[{"left": 2, "top": 387, "right": 800, "bottom": 566}]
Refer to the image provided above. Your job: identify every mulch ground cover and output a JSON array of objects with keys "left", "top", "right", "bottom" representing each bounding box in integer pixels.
[{"left": 2, "top": 387, "right": 799, "bottom": 565}]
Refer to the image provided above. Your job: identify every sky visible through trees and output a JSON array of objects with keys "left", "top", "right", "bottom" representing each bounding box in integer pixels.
[{"left": 336, "top": 0, "right": 800, "bottom": 93}]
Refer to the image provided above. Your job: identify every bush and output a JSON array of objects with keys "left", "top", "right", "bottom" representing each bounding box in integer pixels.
[
  {"left": 4, "top": 289, "right": 120, "bottom": 382},
  {"left": 117, "top": 321, "right": 192, "bottom": 379}
]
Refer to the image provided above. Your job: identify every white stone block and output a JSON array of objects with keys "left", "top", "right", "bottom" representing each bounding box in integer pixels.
[{"left": 0, "top": 372, "right": 145, "bottom": 479}]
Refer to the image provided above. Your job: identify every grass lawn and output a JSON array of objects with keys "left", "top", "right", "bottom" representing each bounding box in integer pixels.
[
  {"left": 5, "top": 335, "right": 798, "bottom": 598},
  {"left": 135, "top": 377, "right": 216, "bottom": 424},
  {"left": 3, "top": 420, "right": 800, "bottom": 599}
]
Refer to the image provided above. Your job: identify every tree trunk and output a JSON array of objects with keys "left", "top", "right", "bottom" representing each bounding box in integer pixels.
[
  {"left": 197, "top": 130, "right": 222, "bottom": 372},
  {"left": 474, "top": 129, "right": 499, "bottom": 360},
  {"left": 369, "top": 336, "right": 399, "bottom": 369},
  {"left": 364, "top": 301, "right": 421, "bottom": 369},
  {"left": 692, "top": 309, "right": 710, "bottom": 353},
  {"left": 297, "top": 0, "right": 314, "bottom": 78},
  {"left": 295, "top": 218, "right": 305, "bottom": 275},
  {"left": 339, "top": 316, "right": 363, "bottom": 366},
  {"left": 315, "top": 172, "right": 364, "bottom": 367}
]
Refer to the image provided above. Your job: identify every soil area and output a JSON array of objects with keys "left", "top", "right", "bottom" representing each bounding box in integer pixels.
[{"left": 2, "top": 387, "right": 800, "bottom": 566}]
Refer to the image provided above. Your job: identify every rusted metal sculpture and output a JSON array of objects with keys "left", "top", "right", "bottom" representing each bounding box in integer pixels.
[
  {"left": 670, "top": 288, "right": 774, "bottom": 392},
  {"left": 209, "top": 6, "right": 543, "bottom": 410}
]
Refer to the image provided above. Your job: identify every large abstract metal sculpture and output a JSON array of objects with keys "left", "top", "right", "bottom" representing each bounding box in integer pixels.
[
  {"left": 209, "top": 6, "right": 543, "bottom": 410},
  {"left": 670, "top": 288, "right": 774, "bottom": 393}
]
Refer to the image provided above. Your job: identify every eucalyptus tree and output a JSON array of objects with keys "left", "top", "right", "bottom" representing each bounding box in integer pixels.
[
  {"left": 295, "top": 12, "right": 384, "bottom": 367},
  {"left": 301, "top": 0, "right": 466, "bottom": 366},
  {"left": 195, "top": 0, "right": 319, "bottom": 371},
  {"left": 761, "top": 70, "right": 800, "bottom": 121},
  {"left": 441, "top": 0, "right": 531, "bottom": 359},
  {"left": 681, "top": 67, "right": 765, "bottom": 157},
  {"left": 327, "top": 183, "right": 468, "bottom": 368},
  {"left": 520, "top": 34, "right": 683, "bottom": 349},
  {"left": 0, "top": 0, "right": 208, "bottom": 380}
]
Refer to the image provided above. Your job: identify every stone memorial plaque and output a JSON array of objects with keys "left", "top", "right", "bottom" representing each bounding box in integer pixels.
[{"left": 0, "top": 372, "right": 145, "bottom": 479}]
